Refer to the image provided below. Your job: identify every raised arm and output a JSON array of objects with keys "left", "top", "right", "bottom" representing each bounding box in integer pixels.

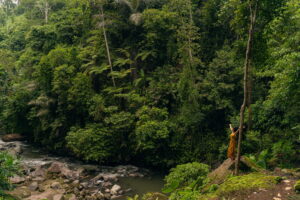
[
  {"left": 229, "top": 124, "right": 234, "bottom": 132},
  {"left": 233, "top": 128, "right": 239, "bottom": 136}
]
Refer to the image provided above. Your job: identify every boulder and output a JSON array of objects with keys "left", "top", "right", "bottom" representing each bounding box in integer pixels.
[
  {"left": 10, "top": 175, "right": 26, "bottom": 184},
  {"left": 47, "top": 162, "right": 80, "bottom": 180},
  {"left": 0, "top": 142, "right": 23, "bottom": 156},
  {"left": 8, "top": 186, "right": 31, "bottom": 199},
  {"left": 31, "top": 166, "right": 47, "bottom": 178},
  {"left": 61, "top": 167, "right": 80, "bottom": 180},
  {"left": 32, "top": 177, "right": 45, "bottom": 182},
  {"left": 51, "top": 182, "right": 62, "bottom": 189},
  {"left": 103, "top": 173, "right": 118, "bottom": 182},
  {"left": 92, "top": 172, "right": 119, "bottom": 183},
  {"left": 53, "top": 194, "right": 64, "bottom": 200},
  {"left": 102, "top": 181, "right": 112, "bottom": 188},
  {"left": 1, "top": 134, "right": 25, "bottom": 142},
  {"left": 110, "top": 184, "right": 121, "bottom": 195},
  {"left": 48, "top": 162, "right": 65, "bottom": 174},
  {"left": 28, "top": 182, "right": 39, "bottom": 191},
  {"left": 24, "top": 189, "right": 63, "bottom": 200}
]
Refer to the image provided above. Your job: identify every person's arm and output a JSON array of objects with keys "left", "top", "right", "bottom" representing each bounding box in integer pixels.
[
  {"left": 233, "top": 128, "right": 239, "bottom": 136},
  {"left": 229, "top": 124, "right": 234, "bottom": 132}
]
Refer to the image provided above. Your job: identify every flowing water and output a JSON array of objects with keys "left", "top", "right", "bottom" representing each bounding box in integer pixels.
[{"left": 12, "top": 139, "right": 165, "bottom": 199}]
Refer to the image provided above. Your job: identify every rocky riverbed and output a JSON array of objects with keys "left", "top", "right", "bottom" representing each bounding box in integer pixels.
[{"left": 0, "top": 136, "right": 164, "bottom": 200}]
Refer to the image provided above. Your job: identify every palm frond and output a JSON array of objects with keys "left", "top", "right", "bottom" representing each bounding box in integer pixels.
[
  {"left": 115, "top": 0, "right": 134, "bottom": 12},
  {"left": 129, "top": 12, "right": 143, "bottom": 25}
]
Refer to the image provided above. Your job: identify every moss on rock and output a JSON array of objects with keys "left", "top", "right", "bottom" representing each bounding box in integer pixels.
[
  {"left": 142, "top": 192, "right": 169, "bottom": 200},
  {"left": 295, "top": 180, "right": 300, "bottom": 193},
  {"left": 216, "top": 173, "right": 278, "bottom": 196},
  {"left": 197, "top": 173, "right": 279, "bottom": 200}
]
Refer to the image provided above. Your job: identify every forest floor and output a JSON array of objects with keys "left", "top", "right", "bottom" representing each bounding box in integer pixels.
[
  {"left": 246, "top": 179, "right": 299, "bottom": 200},
  {"left": 203, "top": 159, "right": 300, "bottom": 200},
  {"left": 206, "top": 175, "right": 300, "bottom": 200}
]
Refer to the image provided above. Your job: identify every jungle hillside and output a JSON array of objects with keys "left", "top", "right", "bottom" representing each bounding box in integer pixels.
[{"left": 0, "top": 0, "right": 299, "bottom": 199}]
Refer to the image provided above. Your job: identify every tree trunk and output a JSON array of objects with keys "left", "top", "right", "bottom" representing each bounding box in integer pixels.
[
  {"left": 187, "top": 0, "right": 194, "bottom": 68},
  {"left": 45, "top": 1, "right": 49, "bottom": 24},
  {"left": 234, "top": 0, "right": 257, "bottom": 175},
  {"left": 100, "top": 5, "right": 116, "bottom": 87},
  {"left": 247, "top": 66, "right": 253, "bottom": 131}
]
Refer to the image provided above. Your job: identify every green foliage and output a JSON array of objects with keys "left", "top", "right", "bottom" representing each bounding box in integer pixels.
[
  {"left": 0, "top": 0, "right": 297, "bottom": 171},
  {"left": 169, "top": 189, "right": 201, "bottom": 200},
  {"left": 27, "top": 25, "right": 57, "bottom": 52},
  {"left": 0, "top": 195, "right": 16, "bottom": 200},
  {"left": 1, "top": 84, "right": 32, "bottom": 133},
  {"left": 295, "top": 180, "right": 300, "bottom": 193},
  {"left": 66, "top": 124, "right": 114, "bottom": 162},
  {"left": 213, "top": 173, "right": 279, "bottom": 197},
  {"left": 271, "top": 140, "right": 296, "bottom": 168},
  {"left": 164, "top": 162, "right": 210, "bottom": 193},
  {"left": 135, "top": 106, "right": 171, "bottom": 150},
  {"left": 0, "top": 152, "right": 19, "bottom": 192},
  {"left": 248, "top": 150, "right": 269, "bottom": 169},
  {"left": 142, "top": 193, "right": 168, "bottom": 200},
  {"left": 193, "top": 173, "right": 281, "bottom": 200}
]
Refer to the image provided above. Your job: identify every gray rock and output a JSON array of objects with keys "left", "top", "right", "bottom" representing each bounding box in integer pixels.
[
  {"left": 73, "top": 187, "right": 80, "bottom": 195},
  {"left": 51, "top": 181, "right": 61, "bottom": 189},
  {"left": 0, "top": 142, "right": 23, "bottom": 156},
  {"left": 32, "top": 177, "right": 45, "bottom": 182},
  {"left": 72, "top": 180, "right": 80, "bottom": 186},
  {"left": 102, "top": 181, "right": 112, "bottom": 188},
  {"left": 53, "top": 194, "right": 64, "bottom": 200},
  {"left": 48, "top": 162, "right": 65, "bottom": 174},
  {"left": 31, "top": 166, "right": 46, "bottom": 178},
  {"left": 10, "top": 176, "right": 25, "bottom": 184},
  {"left": 103, "top": 193, "right": 111, "bottom": 199},
  {"left": 28, "top": 182, "right": 39, "bottom": 191},
  {"left": 111, "top": 195, "right": 122, "bottom": 199},
  {"left": 9, "top": 187, "right": 31, "bottom": 199},
  {"left": 61, "top": 167, "right": 80, "bottom": 180},
  {"left": 80, "top": 182, "right": 88, "bottom": 188},
  {"left": 110, "top": 184, "right": 121, "bottom": 195}
]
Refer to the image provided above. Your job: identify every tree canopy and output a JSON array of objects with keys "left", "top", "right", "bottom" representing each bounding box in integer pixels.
[{"left": 0, "top": 0, "right": 298, "bottom": 169}]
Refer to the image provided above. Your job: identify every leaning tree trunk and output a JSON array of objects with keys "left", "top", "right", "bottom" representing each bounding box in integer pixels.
[
  {"left": 234, "top": 0, "right": 257, "bottom": 175},
  {"left": 100, "top": 5, "right": 116, "bottom": 87}
]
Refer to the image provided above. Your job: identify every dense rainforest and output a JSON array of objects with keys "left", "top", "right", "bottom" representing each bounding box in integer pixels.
[{"left": 0, "top": 0, "right": 299, "bottom": 172}]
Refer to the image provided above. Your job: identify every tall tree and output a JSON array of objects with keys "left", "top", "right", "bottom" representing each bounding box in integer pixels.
[
  {"left": 235, "top": 0, "right": 258, "bottom": 175},
  {"left": 94, "top": 0, "right": 116, "bottom": 87},
  {"left": 35, "top": 0, "right": 51, "bottom": 24},
  {"left": 115, "top": 0, "right": 145, "bottom": 25}
]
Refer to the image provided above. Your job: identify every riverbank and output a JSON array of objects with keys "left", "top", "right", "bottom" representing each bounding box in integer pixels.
[{"left": 0, "top": 137, "right": 164, "bottom": 200}]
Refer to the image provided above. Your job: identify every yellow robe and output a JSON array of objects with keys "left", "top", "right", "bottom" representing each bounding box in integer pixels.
[{"left": 227, "top": 133, "right": 236, "bottom": 160}]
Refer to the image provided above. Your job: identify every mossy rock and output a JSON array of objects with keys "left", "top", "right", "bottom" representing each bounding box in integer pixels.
[
  {"left": 216, "top": 173, "right": 277, "bottom": 196},
  {"left": 198, "top": 173, "right": 279, "bottom": 200},
  {"left": 274, "top": 176, "right": 284, "bottom": 184},
  {"left": 294, "top": 180, "right": 300, "bottom": 193},
  {"left": 142, "top": 192, "right": 168, "bottom": 200}
]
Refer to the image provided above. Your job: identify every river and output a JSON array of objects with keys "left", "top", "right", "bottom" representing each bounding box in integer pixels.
[{"left": 1, "top": 138, "right": 165, "bottom": 200}]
